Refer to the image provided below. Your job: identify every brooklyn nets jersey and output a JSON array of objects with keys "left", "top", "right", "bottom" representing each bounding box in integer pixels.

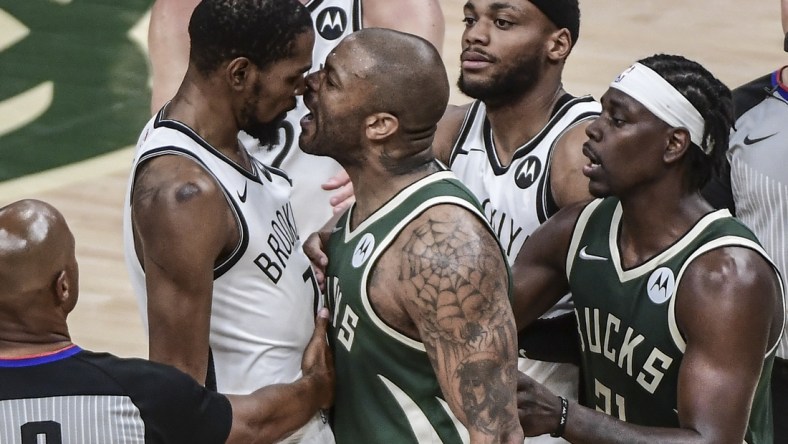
[
  {"left": 326, "top": 168, "right": 504, "bottom": 444},
  {"left": 727, "top": 68, "right": 788, "bottom": 360},
  {"left": 123, "top": 110, "right": 321, "bottom": 395},
  {"left": 448, "top": 94, "right": 600, "bottom": 317},
  {"left": 0, "top": 345, "right": 231, "bottom": 444},
  {"left": 566, "top": 198, "right": 784, "bottom": 443},
  {"left": 251, "top": 0, "right": 362, "bottom": 237}
]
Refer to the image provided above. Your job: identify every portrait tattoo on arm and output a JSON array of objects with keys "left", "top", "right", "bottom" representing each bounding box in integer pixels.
[{"left": 399, "top": 210, "right": 519, "bottom": 435}]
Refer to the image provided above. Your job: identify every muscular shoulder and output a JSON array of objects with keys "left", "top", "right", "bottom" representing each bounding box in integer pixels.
[
  {"left": 434, "top": 103, "right": 472, "bottom": 164},
  {"left": 371, "top": 202, "right": 508, "bottom": 333},
  {"left": 549, "top": 119, "right": 594, "bottom": 209},
  {"left": 677, "top": 245, "right": 783, "bottom": 345},
  {"left": 131, "top": 155, "right": 229, "bottom": 230},
  {"left": 130, "top": 154, "right": 236, "bottom": 261},
  {"left": 388, "top": 202, "right": 507, "bottom": 297},
  {"left": 132, "top": 155, "right": 222, "bottom": 208}
]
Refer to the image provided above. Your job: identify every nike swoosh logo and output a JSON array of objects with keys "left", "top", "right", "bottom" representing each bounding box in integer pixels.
[
  {"left": 579, "top": 246, "right": 607, "bottom": 261},
  {"left": 237, "top": 183, "right": 248, "bottom": 203},
  {"left": 331, "top": 225, "right": 342, "bottom": 233},
  {"left": 743, "top": 133, "right": 777, "bottom": 145}
]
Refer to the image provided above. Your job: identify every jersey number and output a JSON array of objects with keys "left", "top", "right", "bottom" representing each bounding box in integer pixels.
[
  {"left": 303, "top": 267, "right": 321, "bottom": 314},
  {"left": 21, "top": 421, "right": 62, "bottom": 444},
  {"left": 594, "top": 379, "right": 627, "bottom": 421},
  {"left": 270, "top": 121, "right": 295, "bottom": 168},
  {"left": 337, "top": 305, "right": 359, "bottom": 351}
]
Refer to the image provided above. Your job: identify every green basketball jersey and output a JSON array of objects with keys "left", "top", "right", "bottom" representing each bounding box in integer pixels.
[
  {"left": 566, "top": 198, "right": 782, "bottom": 443},
  {"left": 325, "top": 168, "right": 507, "bottom": 444}
]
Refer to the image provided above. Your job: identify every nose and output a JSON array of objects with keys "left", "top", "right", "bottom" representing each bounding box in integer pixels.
[
  {"left": 294, "top": 75, "right": 308, "bottom": 96},
  {"left": 586, "top": 116, "right": 602, "bottom": 142},
  {"left": 463, "top": 19, "right": 490, "bottom": 47},
  {"left": 304, "top": 70, "right": 322, "bottom": 93}
]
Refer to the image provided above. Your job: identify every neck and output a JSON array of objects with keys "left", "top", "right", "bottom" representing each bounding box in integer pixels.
[
  {"left": 616, "top": 188, "right": 712, "bottom": 269},
  {"left": 348, "top": 156, "right": 438, "bottom": 226},
  {"left": 484, "top": 77, "right": 565, "bottom": 164},
  {"left": 167, "top": 74, "right": 252, "bottom": 169},
  {"left": 0, "top": 335, "right": 73, "bottom": 359}
]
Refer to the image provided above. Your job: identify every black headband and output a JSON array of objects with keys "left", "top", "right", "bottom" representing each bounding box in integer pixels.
[{"left": 529, "top": 0, "right": 579, "bottom": 46}]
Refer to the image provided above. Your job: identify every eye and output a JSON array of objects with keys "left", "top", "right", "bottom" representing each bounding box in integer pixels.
[
  {"left": 610, "top": 115, "right": 626, "bottom": 127},
  {"left": 462, "top": 16, "right": 477, "bottom": 27},
  {"left": 494, "top": 18, "right": 513, "bottom": 29}
]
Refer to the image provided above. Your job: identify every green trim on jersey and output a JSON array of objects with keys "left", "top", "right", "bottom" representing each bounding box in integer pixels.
[
  {"left": 567, "top": 198, "right": 780, "bottom": 443},
  {"left": 325, "top": 168, "right": 510, "bottom": 443}
]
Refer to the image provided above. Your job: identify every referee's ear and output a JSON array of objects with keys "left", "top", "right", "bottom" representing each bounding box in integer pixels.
[{"left": 54, "top": 269, "right": 76, "bottom": 315}]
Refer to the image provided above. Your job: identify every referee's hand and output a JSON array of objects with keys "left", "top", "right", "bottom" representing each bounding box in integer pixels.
[{"left": 302, "top": 308, "right": 335, "bottom": 410}]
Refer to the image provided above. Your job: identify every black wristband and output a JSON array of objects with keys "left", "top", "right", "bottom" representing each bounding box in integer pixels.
[
  {"left": 550, "top": 396, "right": 569, "bottom": 438},
  {"left": 784, "top": 32, "right": 788, "bottom": 52}
]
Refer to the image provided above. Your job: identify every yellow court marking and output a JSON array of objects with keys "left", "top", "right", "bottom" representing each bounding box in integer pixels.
[{"left": 0, "top": 147, "right": 134, "bottom": 203}]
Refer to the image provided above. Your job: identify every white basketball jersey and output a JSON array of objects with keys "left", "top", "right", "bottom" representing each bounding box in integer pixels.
[
  {"left": 450, "top": 95, "right": 600, "bottom": 444},
  {"left": 449, "top": 96, "right": 600, "bottom": 313},
  {"left": 250, "top": 0, "right": 362, "bottom": 237},
  {"left": 123, "top": 112, "right": 323, "bottom": 395}
]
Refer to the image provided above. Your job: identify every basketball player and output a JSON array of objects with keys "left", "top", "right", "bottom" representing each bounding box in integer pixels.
[
  {"left": 0, "top": 199, "right": 333, "bottom": 444},
  {"left": 433, "top": 2, "right": 600, "bottom": 440},
  {"left": 148, "top": 0, "right": 445, "bottom": 239},
  {"left": 513, "top": 55, "right": 784, "bottom": 443},
  {"left": 299, "top": 29, "right": 523, "bottom": 443},
  {"left": 700, "top": 1, "right": 788, "bottom": 441},
  {"left": 148, "top": 0, "right": 444, "bottom": 115},
  {"left": 123, "top": 1, "right": 333, "bottom": 442}
]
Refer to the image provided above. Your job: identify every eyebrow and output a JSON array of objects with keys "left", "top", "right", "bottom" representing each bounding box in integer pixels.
[
  {"left": 464, "top": 1, "right": 521, "bottom": 12},
  {"left": 323, "top": 59, "right": 343, "bottom": 85}
]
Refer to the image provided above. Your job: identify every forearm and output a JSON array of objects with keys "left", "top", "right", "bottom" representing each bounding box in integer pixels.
[
  {"left": 561, "top": 401, "right": 708, "bottom": 444},
  {"left": 226, "top": 375, "right": 325, "bottom": 444}
]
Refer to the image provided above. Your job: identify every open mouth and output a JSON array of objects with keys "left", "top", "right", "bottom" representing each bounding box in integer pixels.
[{"left": 582, "top": 143, "right": 601, "bottom": 175}]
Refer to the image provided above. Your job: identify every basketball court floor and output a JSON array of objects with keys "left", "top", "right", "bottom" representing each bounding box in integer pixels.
[{"left": 0, "top": 0, "right": 783, "bottom": 358}]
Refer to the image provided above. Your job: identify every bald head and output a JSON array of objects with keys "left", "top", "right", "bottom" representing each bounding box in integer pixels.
[
  {"left": 0, "top": 200, "right": 77, "bottom": 341},
  {"left": 345, "top": 28, "right": 450, "bottom": 136}
]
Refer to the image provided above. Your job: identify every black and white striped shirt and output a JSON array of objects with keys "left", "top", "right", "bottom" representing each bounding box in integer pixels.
[{"left": 0, "top": 345, "right": 231, "bottom": 443}]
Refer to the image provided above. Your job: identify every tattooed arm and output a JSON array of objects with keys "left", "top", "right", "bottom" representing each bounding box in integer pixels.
[{"left": 373, "top": 204, "right": 523, "bottom": 443}]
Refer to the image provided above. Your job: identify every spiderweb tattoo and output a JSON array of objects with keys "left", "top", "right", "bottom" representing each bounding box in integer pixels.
[{"left": 399, "top": 213, "right": 517, "bottom": 432}]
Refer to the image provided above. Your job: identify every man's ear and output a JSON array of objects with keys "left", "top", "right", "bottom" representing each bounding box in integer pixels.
[
  {"left": 546, "top": 28, "right": 572, "bottom": 63},
  {"left": 663, "top": 127, "right": 692, "bottom": 165},
  {"left": 54, "top": 270, "right": 69, "bottom": 304},
  {"left": 225, "top": 57, "right": 254, "bottom": 91},
  {"left": 364, "top": 112, "right": 399, "bottom": 141}
]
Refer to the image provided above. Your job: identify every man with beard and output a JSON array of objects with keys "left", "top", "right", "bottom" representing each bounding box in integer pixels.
[
  {"left": 432, "top": 2, "right": 600, "bottom": 440},
  {"left": 300, "top": 29, "right": 523, "bottom": 443},
  {"left": 148, "top": 0, "right": 445, "bottom": 239},
  {"left": 123, "top": 1, "right": 333, "bottom": 442}
]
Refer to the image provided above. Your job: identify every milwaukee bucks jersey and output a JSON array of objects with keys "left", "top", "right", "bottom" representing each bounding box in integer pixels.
[
  {"left": 325, "top": 168, "right": 506, "bottom": 444},
  {"left": 567, "top": 198, "right": 782, "bottom": 443}
]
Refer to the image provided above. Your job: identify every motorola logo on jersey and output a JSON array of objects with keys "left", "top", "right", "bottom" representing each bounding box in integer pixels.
[
  {"left": 646, "top": 267, "right": 675, "bottom": 304},
  {"left": 316, "top": 7, "right": 347, "bottom": 40},
  {"left": 514, "top": 156, "right": 542, "bottom": 189},
  {"left": 352, "top": 233, "right": 375, "bottom": 268}
]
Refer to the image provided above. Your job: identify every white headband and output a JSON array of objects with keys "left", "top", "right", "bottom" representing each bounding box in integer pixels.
[{"left": 610, "top": 63, "right": 709, "bottom": 155}]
